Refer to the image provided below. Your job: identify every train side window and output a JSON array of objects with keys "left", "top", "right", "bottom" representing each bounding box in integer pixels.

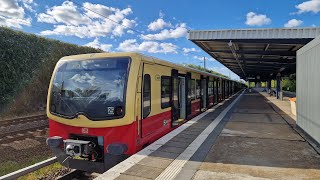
[
  {"left": 161, "top": 76, "right": 171, "bottom": 109},
  {"left": 143, "top": 74, "right": 151, "bottom": 119},
  {"left": 196, "top": 79, "right": 201, "bottom": 99},
  {"left": 208, "top": 81, "right": 213, "bottom": 95},
  {"left": 189, "top": 79, "right": 196, "bottom": 100}
]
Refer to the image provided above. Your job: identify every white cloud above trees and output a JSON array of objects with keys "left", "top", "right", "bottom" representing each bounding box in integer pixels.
[
  {"left": 117, "top": 39, "right": 178, "bottom": 54},
  {"left": 183, "top": 48, "right": 198, "bottom": 53},
  {"left": 141, "top": 23, "right": 188, "bottom": 40},
  {"left": 84, "top": 38, "right": 112, "bottom": 52},
  {"left": 37, "top": 1, "right": 136, "bottom": 38},
  {"left": 0, "top": 0, "right": 34, "bottom": 28},
  {"left": 148, "top": 18, "right": 172, "bottom": 31}
]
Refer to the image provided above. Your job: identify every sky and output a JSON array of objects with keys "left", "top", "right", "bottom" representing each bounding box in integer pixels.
[{"left": 1, "top": 0, "right": 320, "bottom": 80}]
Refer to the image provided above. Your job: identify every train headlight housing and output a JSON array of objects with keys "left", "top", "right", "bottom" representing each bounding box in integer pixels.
[{"left": 64, "top": 139, "right": 93, "bottom": 157}]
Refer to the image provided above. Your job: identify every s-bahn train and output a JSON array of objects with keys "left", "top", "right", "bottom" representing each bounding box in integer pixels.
[{"left": 46, "top": 52, "right": 243, "bottom": 173}]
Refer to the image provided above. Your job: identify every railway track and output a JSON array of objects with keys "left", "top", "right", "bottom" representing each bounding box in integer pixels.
[
  {"left": 0, "top": 159, "right": 100, "bottom": 180},
  {"left": 56, "top": 170, "right": 100, "bottom": 180},
  {"left": 0, "top": 114, "right": 47, "bottom": 126},
  {"left": 0, "top": 127, "right": 48, "bottom": 145},
  {"left": 0, "top": 114, "right": 48, "bottom": 145},
  {"left": 0, "top": 115, "right": 48, "bottom": 134},
  {"left": 0, "top": 114, "right": 99, "bottom": 179}
]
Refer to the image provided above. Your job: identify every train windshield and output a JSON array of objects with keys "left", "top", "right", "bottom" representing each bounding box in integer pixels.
[{"left": 49, "top": 57, "right": 130, "bottom": 120}]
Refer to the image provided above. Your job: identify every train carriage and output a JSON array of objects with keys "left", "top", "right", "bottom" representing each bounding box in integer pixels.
[{"left": 46, "top": 52, "right": 243, "bottom": 173}]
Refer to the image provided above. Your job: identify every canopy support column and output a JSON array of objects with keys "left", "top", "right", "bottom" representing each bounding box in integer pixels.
[
  {"left": 276, "top": 73, "right": 282, "bottom": 100},
  {"left": 267, "top": 79, "right": 271, "bottom": 94}
]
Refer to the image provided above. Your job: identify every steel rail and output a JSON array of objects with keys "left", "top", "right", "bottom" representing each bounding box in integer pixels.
[{"left": 0, "top": 157, "right": 57, "bottom": 180}]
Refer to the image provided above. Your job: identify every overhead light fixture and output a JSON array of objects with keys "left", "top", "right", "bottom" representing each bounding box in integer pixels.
[{"left": 228, "top": 40, "right": 246, "bottom": 77}]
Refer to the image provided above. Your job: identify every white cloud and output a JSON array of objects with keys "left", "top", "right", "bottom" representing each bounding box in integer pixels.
[
  {"left": 117, "top": 39, "right": 178, "bottom": 54},
  {"left": 296, "top": 0, "right": 320, "bottom": 14},
  {"left": 38, "top": 1, "right": 136, "bottom": 38},
  {"left": 37, "top": 13, "right": 56, "bottom": 24},
  {"left": 0, "top": 0, "right": 24, "bottom": 18},
  {"left": 148, "top": 18, "right": 172, "bottom": 31},
  {"left": 193, "top": 55, "right": 203, "bottom": 61},
  {"left": 141, "top": 23, "right": 188, "bottom": 40},
  {"left": 245, "top": 12, "right": 271, "bottom": 26},
  {"left": 0, "top": 0, "right": 32, "bottom": 28},
  {"left": 284, "top": 19, "right": 303, "bottom": 28},
  {"left": 37, "top": 1, "right": 90, "bottom": 25},
  {"left": 183, "top": 48, "right": 198, "bottom": 53},
  {"left": 159, "top": 10, "right": 165, "bottom": 18},
  {"left": 83, "top": 2, "right": 116, "bottom": 19},
  {"left": 84, "top": 38, "right": 112, "bottom": 52},
  {"left": 21, "top": 0, "right": 37, "bottom": 12}
]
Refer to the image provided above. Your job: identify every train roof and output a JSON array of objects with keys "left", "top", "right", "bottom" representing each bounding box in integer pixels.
[{"left": 60, "top": 52, "right": 241, "bottom": 82}]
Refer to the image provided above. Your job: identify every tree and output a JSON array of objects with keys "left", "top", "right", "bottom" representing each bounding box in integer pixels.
[{"left": 184, "top": 64, "right": 229, "bottom": 79}]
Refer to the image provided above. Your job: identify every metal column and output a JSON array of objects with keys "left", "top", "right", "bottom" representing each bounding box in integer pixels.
[
  {"left": 276, "top": 73, "right": 282, "bottom": 99},
  {"left": 267, "top": 79, "right": 271, "bottom": 94}
]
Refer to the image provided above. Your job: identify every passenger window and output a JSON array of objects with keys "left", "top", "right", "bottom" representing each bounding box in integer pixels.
[
  {"left": 143, "top": 74, "right": 151, "bottom": 119},
  {"left": 208, "top": 81, "right": 213, "bottom": 95},
  {"left": 189, "top": 79, "right": 196, "bottom": 100},
  {"left": 161, "top": 76, "right": 171, "bottom": 109},
  {"left": 196, "top": 80, "right": 201, "bottom": 99}
]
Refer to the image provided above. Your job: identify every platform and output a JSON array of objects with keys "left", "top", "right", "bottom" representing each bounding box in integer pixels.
[{"left": 97, "top": 90, "right": 320, "bottom": 180}]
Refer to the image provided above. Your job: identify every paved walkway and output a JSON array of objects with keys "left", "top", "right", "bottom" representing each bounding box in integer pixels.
[
  {"left": 97, "top": 90, "right": 320, "bottom": 180},
  {"left": 193, "top": 91, "right": 320, "bottom": 180}
]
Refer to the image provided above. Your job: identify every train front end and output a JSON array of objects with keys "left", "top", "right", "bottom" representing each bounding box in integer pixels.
[{"left": 46, "top": 53, "right": 139, "bottom": 173}]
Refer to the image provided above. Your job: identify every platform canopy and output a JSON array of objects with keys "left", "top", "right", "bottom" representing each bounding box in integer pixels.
[{"left": 188, "top": 28, "right": 320, "bottom": 80}]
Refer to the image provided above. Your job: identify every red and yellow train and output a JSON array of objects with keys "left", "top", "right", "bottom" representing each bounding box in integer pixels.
[{"left": 46, "top": 52, "right": 243, "bottom": 172}]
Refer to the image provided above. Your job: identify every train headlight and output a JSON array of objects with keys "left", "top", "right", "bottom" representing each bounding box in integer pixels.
[
  {"left": 64, "top": 139, "right": 93, "bottom": 157},
  {"left": 115, "top": 106, "right": 123, "bottom": 116}
]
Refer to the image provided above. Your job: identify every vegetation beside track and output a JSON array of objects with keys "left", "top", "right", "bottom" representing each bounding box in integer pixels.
[
  {"left": 0, "top": 154, "right": 53, "bottom": 177},
  {"left": 185, "top": 64, "right": 230, "bottom": 79},
  {"left": 0, "top": 27, "right": 102, "bottom": 118},
  {"left": 282, "top": 73, "right": 296, "bottom": 92},
  {"left": 19, "top": 162, "right": 69, "bottom": 180}
]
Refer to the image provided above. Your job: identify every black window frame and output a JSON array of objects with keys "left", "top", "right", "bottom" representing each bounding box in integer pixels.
[
  {"left": 143, "top": 74, "right": 151, "bottom": 119},
  {"left": 161, "top": 76, "right": 171, "bottom": 109}
]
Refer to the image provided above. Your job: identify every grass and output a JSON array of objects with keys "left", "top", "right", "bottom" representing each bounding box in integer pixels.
[{"left": 19, "top": 162, "right": 64, "bottom": 180}]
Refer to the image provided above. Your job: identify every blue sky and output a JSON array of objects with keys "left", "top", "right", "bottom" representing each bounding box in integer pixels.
[{"left": 1, "top": 0, "right": 320, "bottom": 80}]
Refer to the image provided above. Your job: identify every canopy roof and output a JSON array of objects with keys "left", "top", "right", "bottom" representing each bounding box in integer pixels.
[{"left": 188, "top": 28, "right": 320, "bottom": 80}]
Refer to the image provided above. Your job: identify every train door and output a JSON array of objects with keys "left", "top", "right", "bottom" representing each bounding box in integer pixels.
[
  {"left": 222, "top": 80, "right": 225, "bottom": 99},
  {"left": 140, "top": 63, "right": 172, "bottom": 139},
  {"left": 179, "top": 77, "right": 186, "bottom": 120},
  {"left": 215, "top": 78, "right": 218, "bottom": 103},
  {"left": 206, "top": 76, "right": 210, "bottom": 107},
  {"left": 171, "top": 69, "right": 186, "bottom": 126},
  {"left": 186, "top": 72, "right": 192, "bottom": 119},
  {"left": 201, "top": 77, "right": 207, "bottom": 110},
  {"left": 141, "top": 63, "right": 152, "bottom": 138}
]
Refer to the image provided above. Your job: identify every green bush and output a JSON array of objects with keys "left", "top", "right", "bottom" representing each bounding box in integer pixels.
[
  {"left": 282, "top": 74, "right": 296, "bottom": 92},
  {"left": 0, "top": 27, "right": 102, "bottom": 117}
]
